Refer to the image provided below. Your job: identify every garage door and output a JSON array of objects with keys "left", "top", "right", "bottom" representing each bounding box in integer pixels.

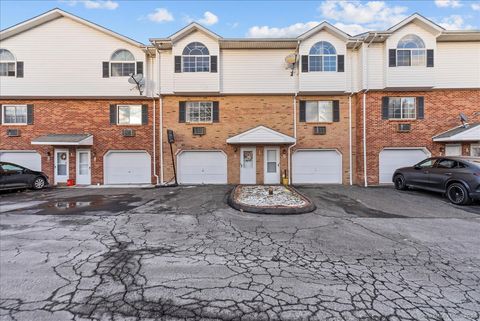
[
  {"left": 0, "top": 151, "right": 41, "bottom": 171},
  {"left": 292, "top": 150, "right": 342, "bottom": 184},
  {"left": 178, "top": 151, "right": 227, "bottom": 184},
  {"left": 379, "top": 148, "right": 429, "bottom": 184},
  {"left": 104, "top": 151, "right": 151, "bottom": 184}
]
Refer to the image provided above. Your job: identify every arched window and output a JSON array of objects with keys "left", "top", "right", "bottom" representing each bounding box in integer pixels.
[
  {"left": 0, "top": 49, "right": 16, "bottom": 77},
  {"left": 396, "top": 34, "right": 426, "bottom": 66},
  {"left": 182, "top": 42, "right": 210, "bottom": 72},
  {"left": 110, "top": 49, "right": 135, "bottom": 77},
  {"left": 309, "top": 41, "right": 337, "bottom": 72}
]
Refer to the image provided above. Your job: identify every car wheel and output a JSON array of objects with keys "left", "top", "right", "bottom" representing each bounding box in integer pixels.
[
  {"left": 32, "top": 177, "right": 46, "bottom": 190},
  {"left": 446, "top": 183, "right": 471, "bottom": 205},
  {"left": 394, "top": 174, "right": 407, "bottom": 190}
]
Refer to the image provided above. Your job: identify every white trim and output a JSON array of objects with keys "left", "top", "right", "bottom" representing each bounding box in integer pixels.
[
  {"left": 387, "top": 13, "right": 444, "bottom": 33},
  {"left": 1, "top": 104, "right": 28, "bottom": 125},
  {"left": 433, "top": 125, "right": 480, "bottom": 142},
  {"left": 226, "top": 125, "right": 296, "bottom": 144},
  {"left": 76, "top": 149, "right": 91, "bottom": 185},
  {"left": 298, "top": 21, "right": 351, "bottom": 40},
  {"left": 263, "top": 146, "right": 280, "bottom": 184},
  {"left": 116, "top": 104, "right": 143, "bottom": 125},
  {"left": 471, "top": 143, "right": 480, "bottom": 157},
  {"left": 31, "top": 135, "right": 93, "bottom": 146},
  {"left": 169, "top": 22, "right": 221, "bottom": 42},
  {"left": 54, "top": 148, "right": 69, "bottom": 184},
  {"left": 240, "top": 146, "right": 256, "bottom": 184},
  {"left": 185, "top": 101, "right": 213, "bottom": 123}
]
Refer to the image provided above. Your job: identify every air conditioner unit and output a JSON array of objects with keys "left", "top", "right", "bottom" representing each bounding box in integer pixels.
[
  {"left": 122, "top": 128, "right": 136, "bottom": 137},
  {"left": 6, "top": 129, "right": 20, "bottom": 137},
  {"left": 192, "top": 127, "right": 206, "bottom": 136},
  {"left": 313, "top": 126, "right": 326, "bottom": 135},
  {"left": 398, "top": 124, "right": 411, "bottom": 132}
]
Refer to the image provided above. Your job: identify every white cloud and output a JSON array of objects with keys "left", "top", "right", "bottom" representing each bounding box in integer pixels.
[
  {"left": 147, "top": 8, "right": 174, "bottom": 23},
  {"left": 434, "top": 0, "right": 462, "bottom": 8},
  {"left": 61, "top": 0, "right": 118, "bottom": 10},
  {"left": 438, "top": 14, "right": 474, "bottom": 29},
  {"left": 198, "top": 11, "right": 219, "bottom": 26},
  {"left": 247, "top": 21, "right": 319, "bottom": 38},
  {"left": 333, "top": 23, "right": 368, "bottom": 35},
  {"left": 472, "top": 2, "right": 480, "bottom": 10}
]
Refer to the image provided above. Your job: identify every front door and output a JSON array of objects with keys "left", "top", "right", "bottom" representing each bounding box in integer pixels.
[
  {"left": 264, "top": 147, "right": 280, "bottom": 184},
  {"left": 54, "top": 149, "right": 69, "bottom": 184},
  {"left": 76, "top": 150, "right": 91, "bottom": 185},
  {"left": 240, "top": 147, "right": 256, "bottom": 184}
]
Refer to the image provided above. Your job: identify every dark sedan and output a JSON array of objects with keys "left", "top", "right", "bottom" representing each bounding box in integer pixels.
[
  {"left": 0, "top": 162, "right": 49, "bottom": 191},
  {"left": 393, "top": 156, "right": 480, "bottom": 205}
]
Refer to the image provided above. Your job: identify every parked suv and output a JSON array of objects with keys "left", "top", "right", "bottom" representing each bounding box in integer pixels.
[
  {"left": 0, "top": 162, "right": 49, "bottom": 191},
  {"left": 393, "top": 157, "right": 480, "bottom": 205}
]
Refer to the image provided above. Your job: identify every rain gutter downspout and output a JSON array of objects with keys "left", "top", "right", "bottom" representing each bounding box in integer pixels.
[
  {"left": 288, "top": 40, "right": 300, "bottom": 184},
  {"left": 146, "top": 50, "right": 159, "bottom": 186},
  {"left": 349, "top": 40, "right": 361, "bottom": 185}
]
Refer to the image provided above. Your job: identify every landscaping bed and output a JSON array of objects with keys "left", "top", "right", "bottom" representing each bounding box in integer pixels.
[{"left": 228, "top": 185, "right": 316, "bottom": 214}]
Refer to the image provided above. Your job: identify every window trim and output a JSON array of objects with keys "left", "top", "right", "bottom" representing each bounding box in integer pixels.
[
  {"left": 185, "top": 101, "right": 214, "bottom": 124},
  {"left": 305, "top": 100, "right": 334, "bottom": 123},
  {"left": 181, "top": 55, "right": 211, "bottom": 73},
  {"left": 471, "top": 143, "right": 480, "bottom": 157},
  {"left": 0, "top": 49, "right": 16, "bottom": 77},
  {"left": 1, "top": 104, "right": 28, "bottom": 125},
  {"left": 308, "top": 41, "right": 337, "bottom": 72},
  {"left": 116, "top": 104, "right": 143, "bottom": 125},
  {"left": 396, "top": 34, "right": 426, "bottom": 67},
  {"left": 387, "top": 97, "right": 417, "bottom": 120},
  {"left": 109, "top": 49, "right": 136, "bottom": 77}
]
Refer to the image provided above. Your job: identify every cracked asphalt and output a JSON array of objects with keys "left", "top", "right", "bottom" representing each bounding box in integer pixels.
[{"left": 1, "top": 185, "right": 479, "bottom": 321}]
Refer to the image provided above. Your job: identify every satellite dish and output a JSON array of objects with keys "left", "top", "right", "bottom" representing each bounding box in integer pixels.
[
  {"left": 460, "top": 113, "right": 469, "bottom": 127},
  {"left": 128, "top": 74, "right": 144, "bottom": 95},
  {"left": 285, "top": 53, "right": 297, "bottom": 65}
]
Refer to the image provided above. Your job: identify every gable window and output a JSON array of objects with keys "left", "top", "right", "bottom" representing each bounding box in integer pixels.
[
  {"left": 309, "top": 41, "right": 337, "bottom": 72},
  {"left": 388, "top": 97, "right": 416, "bottom": 119},
  {"left": 182, "top": 42, "right": 210, "bottom": 72},
  {"left": 110, "top": 49, "right": 136, "bottom": 77},
  {"left": 117, "top": 105, "right": 142, "bottom": 125},
  {"left": 305, "top": 101, "right": 333, "bottom": 122},
  {"left": 396, "top": 34, "right": 426, "bottom": 66},
  {"left": 0, "top": 49, "right": 16, "bottom": 77},
  {"left": 186, "top": 102, "right": 213, "bottom": 123},
  {"left": 2, "top": 105, "right": 27, "bottom": 124}
]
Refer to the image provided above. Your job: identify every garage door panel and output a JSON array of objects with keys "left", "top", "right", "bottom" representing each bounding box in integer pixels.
[
  {"left": 105, "top": 152, "right": 151, "bottom": 185},
  {"left": 178, "top": 151, "right": 227, "bottom": 184},
  {"left": 379, "top": 149, "right": 429, "bottom": 184},
  {"left": 293, "top": 150, "right": 342, "bottom": 184},
  {"left": 0, "top": 152, "right": 42, "bottom": 171}
]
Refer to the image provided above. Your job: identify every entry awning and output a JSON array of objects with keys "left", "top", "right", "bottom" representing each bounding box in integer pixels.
[
  {"left": 432, "top": 123, "right": 480, "bottom": 142},
  {"left": 31, "top": 134, "right": 93, "bottom": 146},
  {"left": 226, "top": 126, "right": 296, "bottom": 144}
]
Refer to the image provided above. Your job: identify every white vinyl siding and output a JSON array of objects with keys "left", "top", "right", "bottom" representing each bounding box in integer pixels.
[{"left": 436, "top": 42, "right": 480, "bottom": 89}]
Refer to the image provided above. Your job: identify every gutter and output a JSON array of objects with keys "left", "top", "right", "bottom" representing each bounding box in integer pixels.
[
  {"left": 348, "top": 39, "right": 362, "bottom": 185},
  {"left": 287, "top": 40, "right": 300, "bottom": 184}
]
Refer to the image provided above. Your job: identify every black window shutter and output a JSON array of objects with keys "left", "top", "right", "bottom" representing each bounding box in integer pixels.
[
  {"left": 417, "top": 97, "right": 424, "bottom": 119},
  {"left": 332, "top": 101, "right": 340, "bottom": 122},
  {"left": 26, "top": 104, "right": 34, "bottom": 124},
  {"left": 16, "top": 62, "right": 24, "bottom": 78},
  {"left": 141, "top": 104, "right": 148, "bottom": 124},
  {"left": 426, "top": 50, "right": 434, "bottom": 67},
  {"left": 382, "top": 97, "right": 389, "bottom": 119},
  {"left": 174, "top": 56, "right": 182, "bottom": 73},
  {"left": 179, "top": 101, "right": 186, "bottom": 123},
  {"left": 212, "top": 101, "right": 219, "bottom": 122},
  {"left": 301, "top": 55, "right": 308, "bottom": 72},
  {"left": 110, "top": 104, "right": 117, "bottom": 124},
  {"left": 388, "top": 49, "right": 396, "bottom": 67},
  {"left": 337, "top": 55, "right": 344, "bottom": 72},
  {"left": 210, "top": 56, "right": 218, "bottom": 73},
  {"left": 103, "top": 62, "right": 110, "bottom": 78},
  {"left": 136, "top": 61, "right": 143, "bottom": 75},
  {"left": 0, "top": 105, "right": 2, "bottom": 124},
  {"left": 299, "top": 101, "right": 306, "bottom": 122}
]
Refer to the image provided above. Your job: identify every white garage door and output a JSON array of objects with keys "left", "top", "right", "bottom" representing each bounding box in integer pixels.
[
  {"left": 0, "top": 151, "right": 41, "bottom": 171},
  {"left": 104, "top": 151, "right": 151, "bottom": 185},
  {"left": 178, "top": 151, "right": 227, "bottom": 184},
  {"left": 379, "top": 148, "right": 429, "bottom": 184},
  {"left": 293, "top": 150, "right": 342, "bottom": 184}
]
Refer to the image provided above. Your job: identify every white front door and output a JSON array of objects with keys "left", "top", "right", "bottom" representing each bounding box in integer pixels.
[
  {"left": 264, "top": 147, "right": 280, "bottom": 184},
  {"left": 76, "top": 150, "right": 91, "bottom": 185},
  {"left": 54, "top": 149, "right": 69, "bottom": 184},
  {"left": 445, "top": 144, "right": 462, "bottom": 156},
  {"left": 240, "top": 147, "right": 256, "bottom": 184}
]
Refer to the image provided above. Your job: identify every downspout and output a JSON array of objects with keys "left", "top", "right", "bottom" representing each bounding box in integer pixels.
[
  {"left": 287, "top": 40, "right": 300, "bottom": 184},
  {"left": 147, "top": 51, "right": 159, "bottom": 185},
  {"left": 363, "top": 33, "right": 377, "bottom": 187},
  {"left": 348, "top": 40, "right": 361, "bottom": 186},
  {"left": 156, "top": 44, "right": 164, "bottom": 185}
]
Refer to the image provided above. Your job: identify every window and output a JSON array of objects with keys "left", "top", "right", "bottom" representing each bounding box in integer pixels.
[
  {"left": 1, "top": 163, "right": 24, "bottom": 173},
  {"left": 305, "top": 101, "right": 333, "bottom": 122},
  {"left": 117, "top": 105, "right": 142, "bottom": 125},
  {"left": 436, "top": 159, "right": 456, "bottom": 169},
  {"left": 309, "top": 41, "right": 336, "bottom": 72},
  {"left": 0, "top": 49, "right": 16, "bottom": 77},
  {"left": 397, "top": 34, "right": 426, "bottom": 67},
  {"left": 110, "top": 49, "right": 135, "bottom": 77},
  {"left": 182, "top": 42, "right": 210, "bottom": 72},
  {"left": 388, "top": 97, "right": 416, "bottom": 119},
  {"left": 186, "top": 102, "right": 213, "bottom": 123},
  {"left": 416, "top": 158, "right": 435, "bottom": 168},
  {"left": 2, "top": 105, "right": 27, "bottom": 124},
  {"left": 471, "top": 144, "right": 480, "bottom": 157}
]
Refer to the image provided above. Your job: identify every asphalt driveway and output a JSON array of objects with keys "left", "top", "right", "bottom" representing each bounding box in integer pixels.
[{"left": 1, "top": 185, "right": 479, "bottom": 321}]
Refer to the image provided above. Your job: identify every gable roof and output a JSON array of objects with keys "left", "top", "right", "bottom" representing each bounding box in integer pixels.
[
  {"left": 168, "top": 22, "right": 221, "bottom": 42},
  {"left": 226, "top": 126, "right": 296, "bottom": 144},
  {"left": 432, "top": 123, "right": 480, "bottom": 142},
  {"left": 0, "top": 8, "right": 145, "bottom": 47},
  {"left": 297, "top": 21, "right": 351, "bottom": 40},
  {"left": 388, "top": 13, "right": 444, "bottom": 33}
]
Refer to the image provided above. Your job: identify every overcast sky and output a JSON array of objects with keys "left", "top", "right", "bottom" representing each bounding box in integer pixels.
[{"left": 1, "top": 0, "right": 479, "bottom": 43}]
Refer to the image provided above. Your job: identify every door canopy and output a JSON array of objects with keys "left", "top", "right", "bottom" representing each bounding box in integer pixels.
[{"left": 226, "top": 126, "right": 296, "bottom": 144}]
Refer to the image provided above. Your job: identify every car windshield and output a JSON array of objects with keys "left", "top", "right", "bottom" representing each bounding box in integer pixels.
[{"left": 463, "top": 158, "right": 480, "bottom": 166}]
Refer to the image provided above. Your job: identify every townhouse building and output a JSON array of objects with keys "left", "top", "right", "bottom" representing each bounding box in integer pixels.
[{"left": 1, "top": 9, "right": 479, "bottom": 186}]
